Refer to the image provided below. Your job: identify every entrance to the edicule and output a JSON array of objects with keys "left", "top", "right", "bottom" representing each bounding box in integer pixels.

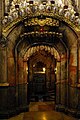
[
  {"left": 27, "top": 47, "right": 57, "bottom": 103},
  {"left": 0, "top": 0, "right": 80, "bottom": 119}
]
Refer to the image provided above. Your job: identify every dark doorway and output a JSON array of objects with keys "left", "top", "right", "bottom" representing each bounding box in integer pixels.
[
  {"left": 33, "top": 73, "right": 46, "bottom": 94},
  {"left": 27, "top": 50, "right": 56, "bottom": 103}
]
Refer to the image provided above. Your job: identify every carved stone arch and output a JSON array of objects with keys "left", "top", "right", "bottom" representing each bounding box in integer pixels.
[
  {"left": 2, "top": 13, "right": 80, "bottom": 116},
  {"left": 14, "top": 32, "right": 68, "bottom": 105}
]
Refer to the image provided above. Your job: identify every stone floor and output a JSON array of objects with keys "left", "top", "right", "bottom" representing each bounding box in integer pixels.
[
  {"left": 6, "top": 111, "right": 78, "bottom": 120},
  {"left": 29, "top": 101, "right": 55, "bottom": 111},
  {"left": 3, "top": 102, "right": 79, "bottom": 120}
]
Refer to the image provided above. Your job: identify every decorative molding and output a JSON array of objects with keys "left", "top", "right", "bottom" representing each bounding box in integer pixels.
[
  {"left": 24, "top": 17, "right": 59, "bottom": 27},
  {"left": 20, "top": 31, "right": 62, "bottom": 38},
  {"left": 0, "top": 83, "right": 9, "bottom": 87},
  {"left": 2, "top": 2, "right": 80, "bottom": 32},
  {"left": 23, "top": 45, "right": 60, "bottom": 61}
]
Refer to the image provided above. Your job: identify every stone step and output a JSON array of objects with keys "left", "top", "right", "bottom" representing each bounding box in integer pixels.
[{"left": 29, "top": 102, "right": 55, "bottom": 111}]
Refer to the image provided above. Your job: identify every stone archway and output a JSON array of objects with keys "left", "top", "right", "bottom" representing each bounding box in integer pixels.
[
  {"left": 14, "top": 33, "right": 68, "bottom": 107},
  {"left": 1, "top": 13, "right": 79, "bottom": 117}
]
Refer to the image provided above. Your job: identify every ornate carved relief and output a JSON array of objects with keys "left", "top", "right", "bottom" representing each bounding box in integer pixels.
[{"left": 24, "top": 17, "right": 59, "bottom": 27}]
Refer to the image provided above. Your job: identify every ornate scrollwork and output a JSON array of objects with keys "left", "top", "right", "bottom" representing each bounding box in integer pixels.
[
  {"left": 20, "top": 31, "right": 62, "bottom": 38},
  {"left": 2, "top": 0, "right": 80, "bottom": 32},
  {"left": 24, "top": 17, "right": 59, "bottom": 27},
  {"left": 2, "top": 0, "right": 80, "bottom": 29}
]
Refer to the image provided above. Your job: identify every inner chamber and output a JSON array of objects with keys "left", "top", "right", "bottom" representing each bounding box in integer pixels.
[{"left": 27, "top": 48, "right": 57, "bottom": 102}]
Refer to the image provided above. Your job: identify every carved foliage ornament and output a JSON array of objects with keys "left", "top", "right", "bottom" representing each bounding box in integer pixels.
[{"left": 24, "top": 17, "right": 59, "bottom": 26}]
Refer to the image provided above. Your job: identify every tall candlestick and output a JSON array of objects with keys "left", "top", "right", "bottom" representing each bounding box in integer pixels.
[
  {"left": 75, "top": 0, "right": 78, "bottom": 8},
  {"left": 62, "top": 0, "right": 64, "bottom": 4}
]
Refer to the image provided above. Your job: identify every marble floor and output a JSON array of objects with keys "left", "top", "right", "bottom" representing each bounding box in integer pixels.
[
  {"left": 2, "top": 102, "right": 78, "bottom": 120},
  {"left": 6, "top": 111, "right": 78, "bottom": 120},
  {"left": 29, "top": 101, "right": 55, "bottom": 111}
]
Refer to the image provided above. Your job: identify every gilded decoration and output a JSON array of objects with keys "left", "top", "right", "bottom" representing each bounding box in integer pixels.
[
  {"left": 2, "top": 0, "right": 80, "bottom": 33},
  {"left": 23, "top": 45, "right": 60, "bottom": 61},
  {"left": 20, "top": 31, "right": 62, "bottom": 38},
  {"left": 24, "top": 17, "right": 59, "bottom": 26}
]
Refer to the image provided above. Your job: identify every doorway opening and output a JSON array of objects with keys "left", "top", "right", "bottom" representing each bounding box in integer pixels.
[{"left": 27, "top": 48, "right": 57, "bottom": 103}]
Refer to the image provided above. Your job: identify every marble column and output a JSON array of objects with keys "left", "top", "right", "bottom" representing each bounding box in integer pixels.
[
  {"left": 0, "top": 47, "right": 7, "bottom": 83},
  {"left": 0, "top": 38, "right": 8, "bottom": 118},
  {"left": 0, "top": 0, "right": 7, "bottom": 84},
  {"left": 68, "top": 44, "right": 78, "bottom": 116},
  {"left": 78, "top": 39, "right": 80, "bottom": 85},
  {"left": 56, "top": 61, "right": 61, "bottom": 105},
  {"left": 0, "top": 1, "right": 9, "bottom": 117},
  {"left": 77, "top": 38, "right": 80, "bottom": 117},
  {"left": 58, "top": 53, "right": 67, "bottom": 111}
]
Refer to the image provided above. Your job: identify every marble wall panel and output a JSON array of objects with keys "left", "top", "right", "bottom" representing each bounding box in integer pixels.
[
  {"left": 0, "top": 48, "right": 7, "bottom": 83},
  {"left": 79, "top": 46, "right": 80, "bottom": 83},
  {"left": 7, "top": 57, "right": 15, "bottom": 86},
  {"left": 68, "top": 86, "right": 78, "bottom": 109}
]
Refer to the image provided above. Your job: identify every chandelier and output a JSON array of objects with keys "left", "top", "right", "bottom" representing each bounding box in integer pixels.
[{"left": 2, "top": 0, "right": 80, "bottom": 28}]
